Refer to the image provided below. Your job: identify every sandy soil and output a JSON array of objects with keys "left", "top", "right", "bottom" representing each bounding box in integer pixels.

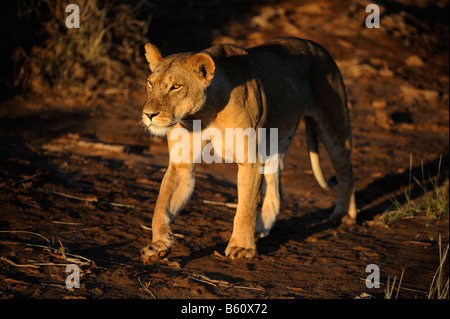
[{"left": 0, "top": 0, "right": 448, "bottom": 299}]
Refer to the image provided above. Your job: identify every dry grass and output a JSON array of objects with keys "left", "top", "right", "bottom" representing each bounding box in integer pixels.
[
  {"left": 11, "top": 0, "right": 150, "bottom": 98},
  {"left": 384, "top": 269, "right": 405, "bottom": 299},
  {"left": 382, "top": 234, "right": 449, "bottom": 299},
  {"left": 428, "top": 234, "right": 449, "bottom": 299}
]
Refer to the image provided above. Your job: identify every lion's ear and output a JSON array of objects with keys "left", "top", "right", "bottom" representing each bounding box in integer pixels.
[
  {"left": 187, "top": 53, "right": 215, "bottom": 84},
  {"left": 144, "top": 43, "right": 163, "bottom": 72}
]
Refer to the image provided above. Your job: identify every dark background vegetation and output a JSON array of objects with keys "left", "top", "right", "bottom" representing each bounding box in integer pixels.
[
  {"left": 0, "top": 0, "right": 448, "bottom": 299},
  {"left": 0, "top": 0, "right": 278, "bottom": 100},
  {"left": 1, "top": 0, "right": 448, "bottom": 99}
]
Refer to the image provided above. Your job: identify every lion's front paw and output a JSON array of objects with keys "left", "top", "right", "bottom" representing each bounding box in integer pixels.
[
  {"left": 225, "top": 246, "right": 258, "bottom": 260},
  {"left": 141, "top": 241, "right": 170, "bottom": 264}
]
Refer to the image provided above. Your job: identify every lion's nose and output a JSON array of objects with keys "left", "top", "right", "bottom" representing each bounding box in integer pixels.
[{"left": 144, "top": 111, "right": 160, "bottom": 121}]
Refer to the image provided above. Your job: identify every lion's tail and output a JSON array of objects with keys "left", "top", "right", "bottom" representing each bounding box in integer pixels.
[{"left": 305, "top": 118, "right": 337, "bottom": 190}]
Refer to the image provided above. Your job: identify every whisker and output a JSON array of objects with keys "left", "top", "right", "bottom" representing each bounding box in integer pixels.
[
  {"left": 137, "top": 120, "right": 148, "bottom": 130},
  {"left": 177, "top": 118, "right": 193, "bottom": 130},
  {"left": 137, "top": 120, "right": 153, "bottom": 135}
]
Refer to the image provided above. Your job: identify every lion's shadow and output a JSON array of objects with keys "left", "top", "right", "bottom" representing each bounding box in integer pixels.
[{"left": 184, "top": 153, "right": 448, "bottom": 259}]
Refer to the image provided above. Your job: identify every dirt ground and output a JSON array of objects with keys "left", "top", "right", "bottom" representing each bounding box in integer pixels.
[{"left": 0, "top": 0, "right": 448, "bottom": 300}]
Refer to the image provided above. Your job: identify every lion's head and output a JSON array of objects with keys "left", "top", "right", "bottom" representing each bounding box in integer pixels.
[{"left": 141, "top": 43, "right": 216, "bottom": 136}]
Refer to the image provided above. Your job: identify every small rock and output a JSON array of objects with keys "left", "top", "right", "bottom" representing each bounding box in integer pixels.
[
  {"left": 372, "top": 100, "right": 386, "bottom": 109},
  {"left": 354, "top": 292, "right": 374, "bottom": 299},
  {"left": 405, "top": 55, "right": 424, "bottom": 67}
]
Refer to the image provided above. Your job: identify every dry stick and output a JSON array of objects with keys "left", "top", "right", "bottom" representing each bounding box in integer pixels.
[
  {"left": 286, "top": 286, "right": 307, "bottom": 292},
  {"left": 203, "top": 199, "right": 238, "bottom": 209},
  {"left": 0, "top": 257, "right": 39, "bottom": 269},
  {"left": 0, "top": 230, "right": 51, "bottom": 245},
  {"left": 4, "top": 278, "right": 31, "bottom": 286},
  {"left": 138, "top": 276, "right": 158, "bottom": 299},
  {"left": 59, "top": 240, "right": 67, "bottom": 259},
  {"left": 19, "top": 172, "right": 43, "bottom": 184},
  {"left": 48, "top": 190, "right": 97, "bottom": 202},
  {"left": 0, "top": 230, "right": 90, "bottom": 265},
  {"left": 76, "top": 140, "right": 127, "bottom": 153},
  {"left": 57, "top": 227, "right": 98, "bottom": 235},
  {"left": 32, "top": 262, "right": 82, "bottom": 267},
  {"left": 0, "top": 241, "right": 92, "bottom": 267},
  {"left": 395, "top": 269, "right": 405, "bottom": 299},
  {"left": 189, "top": 273, "right": 265, "bottom": 292},
  {"left": 47, "top": 189, "right": 135, "bottom": 208},
  {"left": 358, "top": 278, "right": 427, "bottom": 295},
  {"left": 189, "top": 275, "right": 220, "bottom": 287},
  {"left": 229, "top": 285, "right": 265, "bottom": 292},
  {"left": 195, "top": 273, "right": 230, "bottom": 287},
  {"left": 53, "top": 221, "right": 84, "bottom": 226}
]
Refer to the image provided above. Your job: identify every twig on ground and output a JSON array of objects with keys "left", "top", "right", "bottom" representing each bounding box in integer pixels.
[
  {"left": 0, "top": 240, "right": 93, "bottom": 267},
  {"left": 76, "top": 140, "right": 127, "bottom": 153},
  {"left": 59, "top": 240, "right": 67, "bottom": 259},
  {"left": 286, "top": 286, "right": 307, "bottom": 292},
  {"left": 0, "top": 230, "right": 51, "bottom": 245},
  {"left": 203, "top": 199, "right": 238, "bottom": 209},
  {"left": 32, "top": 262, "right": 81, "bottom": 267},
  {"left": 138, "top": 276, "right": 158, "bottom": 299},
  {"left": 47, "top": 189, "right": 135, "bottom": 208},
  {"left": 48, "top": 190, "right": 98, "bottom": 202},
  {"left": 189, "top": 273, "right": 265, "bottom": 292},
  {"left": 358, "top": 277, "right": 427, "bottom": 295},
  {"left": 52, "top": 221, "right": 84, "bottom": 226},
  {"left": 4, "top": 278, "right": 31, "bottom": 286},
  {"left": 0, "top": 257, "right": 39, "bottom": 268}
]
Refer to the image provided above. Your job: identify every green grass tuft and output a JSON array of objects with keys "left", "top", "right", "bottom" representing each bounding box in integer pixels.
[{"left": 382, "top": 155, "right": 449, "bottom": 226}]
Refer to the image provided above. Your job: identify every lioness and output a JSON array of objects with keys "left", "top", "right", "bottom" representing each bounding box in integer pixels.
[{"left": 140, "top": 37, "right": 356, "bottom": 262}]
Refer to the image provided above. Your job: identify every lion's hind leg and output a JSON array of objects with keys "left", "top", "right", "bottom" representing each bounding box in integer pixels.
[
  {"left": 307, "top": 48, "right": 356, "bottom": 224},
  {"left": 255, "top": 161, "right": 282, "bottom": 238},
  {"left": 310, "top": 116, "right": 356, "bottom": 224},
  {"left": 325, "top": 140, "right": 356, "bottom": 224},
  {"left": 255, "top": 124, "right": 296, "bottom": 237}
]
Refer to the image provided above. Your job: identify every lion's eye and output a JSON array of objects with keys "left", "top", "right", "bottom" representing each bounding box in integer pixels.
[
  {"left": 147, "top": 80, "right": 154, "bottom": 88},
  {"left": 170, "top": 84, "right": 182, "bottom": 91}
]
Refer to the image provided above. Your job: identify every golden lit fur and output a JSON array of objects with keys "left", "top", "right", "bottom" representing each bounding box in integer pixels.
[{"left": 140, "top": 37, "right": 356, "bottom": 263}]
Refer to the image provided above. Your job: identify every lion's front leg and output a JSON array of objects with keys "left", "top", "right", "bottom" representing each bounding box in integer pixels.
[
  {"left": 225, "top": 163, "right": 262, "bottom": 259},
  {"left": 141, "top": 161, "right": 195, "bottom": 264}
]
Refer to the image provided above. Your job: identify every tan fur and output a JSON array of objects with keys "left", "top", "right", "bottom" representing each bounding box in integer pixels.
[{"left": 140, "top": 37, "right": 357, "bottom": 263}]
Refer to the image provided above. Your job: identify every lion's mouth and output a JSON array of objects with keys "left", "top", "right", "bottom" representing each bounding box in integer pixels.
[
  {"left": 146, "top": 124, "right": 171, "bottom": 137},
  {"left": 142, "top": 120, "right": 178, "bottom": 137}
]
